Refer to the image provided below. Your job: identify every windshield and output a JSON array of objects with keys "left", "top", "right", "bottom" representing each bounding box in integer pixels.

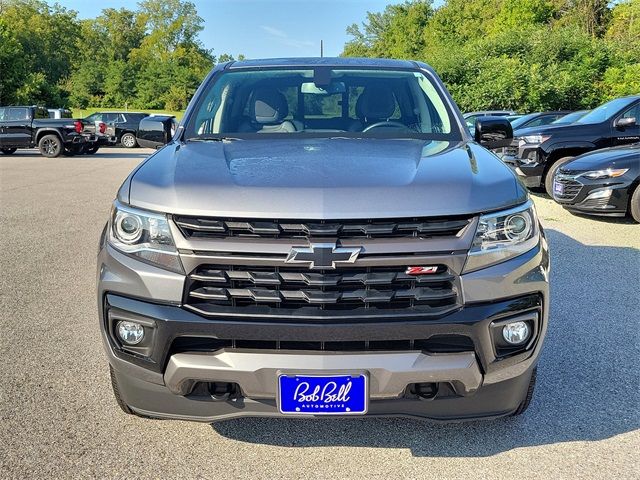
[
  {"left": 552, "top": 110, "right": 588, "bottom": 124},
  {"left": 184, "top": 67, "right": 460, "bottom": 140},
  {"left": 576, "top": 98, "right": 636, "bottom": 124}
]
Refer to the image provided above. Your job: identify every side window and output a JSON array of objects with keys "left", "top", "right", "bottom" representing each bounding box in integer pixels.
[
  {"left": 7, "top": 108, "right": 30, "bottom": 121},
  {"left": 118, "top": 114, "right": 127, "bottom": 123},
  {"left": 621, "top": 103, "right": 640, "bottom": 120},
  {"left": 526, "top": 116, "right": 552, "bottom": 128},
  {"left": 87, "top": 113, "right": 102, "bottom": 122},
  {"left": 0, "top": 108, "right": 6, "bottom": 121}
]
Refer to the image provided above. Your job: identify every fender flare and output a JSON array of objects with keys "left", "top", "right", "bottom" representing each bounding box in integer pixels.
[
  {"left": 35, "top": 128, "right": 65, "bottom": 144},
  {"left": 543, "top": 140, "right": 596, "bottom": 160}
]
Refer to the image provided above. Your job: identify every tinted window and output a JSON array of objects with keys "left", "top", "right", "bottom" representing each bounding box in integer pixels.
[
  {"left": 7, "top": 107, "right": 30, "bottom": 121},
  {"left": 621, "top": 103, "right": 640, "bottom": 120},
  {"left": 0, "top": 108, "right": 5, "bottom": 121},
  {"left": 186, "top": 67, "right": 457, "bottom": 139}
]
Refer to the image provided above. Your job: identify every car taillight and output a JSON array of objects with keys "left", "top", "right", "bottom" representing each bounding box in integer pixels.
[
  {"left": 99, "top": 122, "right": 106, "bottom": 134},
  {"left": 74, "top": 120, "right": 83, "bottom": 133}
]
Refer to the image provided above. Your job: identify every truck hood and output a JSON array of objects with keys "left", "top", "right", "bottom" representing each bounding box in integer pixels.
[
  {"left": 128, "top": 138, "right": 525, "bottom": 218},
  {"left": 513, "top": 123, "right": 584, "bottom": 137}
]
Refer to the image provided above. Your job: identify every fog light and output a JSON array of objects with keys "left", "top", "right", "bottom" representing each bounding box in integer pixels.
[
  {"left": 502, "top": 321, "right": 530, "bottom": 345},
  {"left": 117, "top": 321, "right": 144, "bottom": 345}
]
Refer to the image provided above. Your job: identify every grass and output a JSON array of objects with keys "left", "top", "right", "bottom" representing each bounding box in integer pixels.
[{"left": 70, "top": 107, "right": 184, "bottom": 120}]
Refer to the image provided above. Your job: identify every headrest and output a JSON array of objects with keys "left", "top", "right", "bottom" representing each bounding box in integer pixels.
[
  {"left": 356, "top": 86, "right": 396, "bottom": 120},
  {"left": 251, "top": 87, "right": 289, "bottom": 124}
]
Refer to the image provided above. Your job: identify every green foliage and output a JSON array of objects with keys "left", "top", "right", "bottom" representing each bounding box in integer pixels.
[
  {"left": 0, "top": 0, "right": 240, "bottom": 110},
  {"left": 343, "top": 0, "right": 640, "bottom": 112}
]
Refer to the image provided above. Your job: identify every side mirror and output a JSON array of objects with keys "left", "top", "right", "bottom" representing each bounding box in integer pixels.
[
  {"left": 136, "top": 115, "right": 177, "bottom": 148},
  {"left": 615, "top": 117, "right": 636, "bottom": 129},
  {"left": 474, "top": 117, "right": 513, "bottom": 148}
]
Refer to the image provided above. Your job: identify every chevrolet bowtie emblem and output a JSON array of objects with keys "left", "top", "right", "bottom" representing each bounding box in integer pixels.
[{"left": 285, "top": 243, "right": 361, "bottom": 269}]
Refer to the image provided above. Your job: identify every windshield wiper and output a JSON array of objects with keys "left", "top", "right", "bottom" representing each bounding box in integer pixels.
[{"left": 185, "top": 136, "right": 242, "bottom": 142}]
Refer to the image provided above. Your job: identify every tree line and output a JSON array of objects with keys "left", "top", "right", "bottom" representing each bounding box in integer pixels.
[
  {"left": 1, "top": 0, "right": 638, "bottom": 112},
  {"left": 342, "top": 0, "right": 640, "bottom": 112},
  {"left": 0, "top": 0, "right": 242, "bottom": 110}
]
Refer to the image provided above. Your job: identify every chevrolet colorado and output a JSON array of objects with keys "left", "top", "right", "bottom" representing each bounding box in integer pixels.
[{"left": 98, "top": 58, "right": 549, "bottom": 422}]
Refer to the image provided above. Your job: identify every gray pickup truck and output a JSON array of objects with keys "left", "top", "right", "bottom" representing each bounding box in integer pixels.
[{"left": 98, "top": 58, "right": 549, "bottom": 422}]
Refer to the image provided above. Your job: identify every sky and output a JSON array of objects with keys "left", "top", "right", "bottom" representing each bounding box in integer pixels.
[{"left": 52, "top": 0, "right": 404, "bottom": 59}]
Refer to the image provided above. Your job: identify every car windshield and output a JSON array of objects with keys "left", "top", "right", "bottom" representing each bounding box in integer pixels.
[
  {"left": 576, "top": 99, "right": 635, "bottom": 124},
  {"left": 552, "top": 110, "right": 588, "bottom": 124},
  {"left": 185, "top": 67, "right": 459, "bottom": 140}
]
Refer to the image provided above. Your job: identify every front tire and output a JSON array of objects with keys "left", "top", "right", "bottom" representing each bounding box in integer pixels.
[
  {"left": 629, "top": 185, "right": 640, "bottom": 223},
  {"left": 544, "top": 157, "right": 574, "bottom": 195},
  {"left": 38, "top": 134, "right": 63, "bottom": 158},
  {"left": 85, "top": 144, "right": 99, "bottom": 155},
  {"left": 1, "top": 147, "right": 17, "bottom": 155},
  {"left": 120, "top": 132, "right": 138, "bottom": 149}
]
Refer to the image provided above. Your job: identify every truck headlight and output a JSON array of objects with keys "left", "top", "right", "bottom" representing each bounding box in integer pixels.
[
  {"left": 520, "top": 135, "right": 550, "bottom": 144},
  {"left": 464, "top": 200, "right": 539, "bottom": 272},
  {"left": 108, "top": 202, "right": 183, "bottom": 273}
]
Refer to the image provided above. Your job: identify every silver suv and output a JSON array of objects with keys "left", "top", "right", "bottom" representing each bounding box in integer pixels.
[{"left": 98, "top": 58, "right": 549, "bottom": 422}]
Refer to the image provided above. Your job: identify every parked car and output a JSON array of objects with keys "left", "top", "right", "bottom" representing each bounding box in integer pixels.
[
  {"left": 84, "top": 111, "right": 149, "bottom": 148},
  {"left": 552, "top": 143, "right": 640, "bottom": 222},
  {"left": 47, "top": 108, "right": 73, "bottom": 119},
  {"left": 464, "top": 110, "right": 517, "bottom": 133},
  {"left": 550, "top": 110, "right": 590, "bottom": 125},
  {"left": 500, "top": 95, "right": 640, "bottom": 193},
  {"left": 510, "top": 111, "right": 571, "bottom": 131},
  {"left": 99, "top": 57, "right": 548, "bottom": 423},
  {"left": 0, "top": 105, "right": 97, "bottom": 157}
]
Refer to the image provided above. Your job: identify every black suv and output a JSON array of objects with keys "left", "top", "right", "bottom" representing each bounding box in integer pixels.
[
  {"left": 83, "top": 111, "right": 149, "bottom": 148},
  {"left": 501, "top": 96, "right": 640, "bottom": 193}
]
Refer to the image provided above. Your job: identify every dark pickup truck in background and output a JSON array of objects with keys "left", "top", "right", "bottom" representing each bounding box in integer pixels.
[
  {"left": 0, "top": 105, "right": 97, "bottom": 157},
  {"left": 496, "top": 95, "right": 640, "bottom": 193}
]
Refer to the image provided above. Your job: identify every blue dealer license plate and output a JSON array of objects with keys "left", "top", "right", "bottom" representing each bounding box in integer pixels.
[
  {"left": 553, "top": 181, "right": 564, "bottom": 195},
  {"left": 278, "top": 374, "right": 367, "bottom": 415}
]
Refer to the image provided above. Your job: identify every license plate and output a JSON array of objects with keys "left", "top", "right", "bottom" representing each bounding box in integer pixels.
[
  {"left": 278, "top": 374, "right": 367, "bottom": 415},
  {"left": 553, "top": 181, "right": 564, "bottom": 195}
]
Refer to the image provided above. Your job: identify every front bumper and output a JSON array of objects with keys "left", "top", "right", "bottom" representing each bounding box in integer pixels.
[
  {"left": 98, "top": 235, "right": 550, "bottom": 421},
  {"left": 497, "top": 142, "right": 545, "bottom": 188},
  {"left": 552, "top": 172, "right": 633, "bottom": 216}
]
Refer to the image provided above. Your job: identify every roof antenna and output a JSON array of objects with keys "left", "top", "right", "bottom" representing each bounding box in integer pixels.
[{"left": 320, "top": 40, "right": 323, "bottom": 58}]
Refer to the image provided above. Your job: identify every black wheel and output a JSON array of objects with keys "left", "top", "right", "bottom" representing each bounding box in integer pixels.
[
  {"left": 85, "top": 144, "right": 99, "bottom": 155},
  {"left": 544, "top": 156, "right": 574, "bottom": 195},
  {"left": 38, "top": 134, "right": 63, "bottom": 158},
  {"left": 120, "top": 132, "right": 138, "bottom": 148},
  {"left": 1, "top": 147, "right": 17, "bottom": 155},
  {"left": 511, "top": 367, "right": 537, "bottom": 416},
  {"left": 629, "top": 184, "right": 640, "bottom": 223}
]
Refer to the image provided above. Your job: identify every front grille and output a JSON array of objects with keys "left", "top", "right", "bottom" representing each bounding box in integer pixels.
[
  {"left": 553, "top": 176, "right": 583, "bottom": 202},
  {"left": 184, "top": 264, "right": 460, "bottom": 318},
  {"left": 170, "top": 335, "right": 474, "bottom": 354},
  {"left": 174, "top": 216, "right": 472, "bottom": 239}
]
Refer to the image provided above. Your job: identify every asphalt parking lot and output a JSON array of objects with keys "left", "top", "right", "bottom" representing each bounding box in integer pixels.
[{"left": 1, "top": 148, "right": 638, "bottom": 479}]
